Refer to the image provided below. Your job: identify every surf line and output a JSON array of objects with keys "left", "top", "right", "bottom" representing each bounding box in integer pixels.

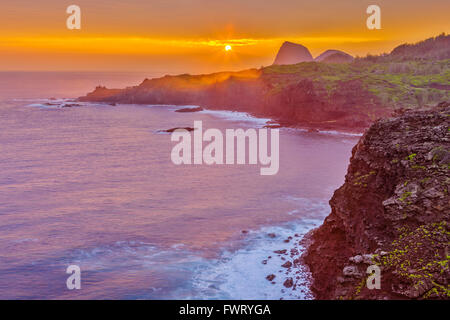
[{"left": 170, "top": 121, "right": 279, "bottom": 175}]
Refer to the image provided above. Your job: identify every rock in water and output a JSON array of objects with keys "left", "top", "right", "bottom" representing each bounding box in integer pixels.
[{"left": 272, "top": 41, "right": 313, "bottom": 65}]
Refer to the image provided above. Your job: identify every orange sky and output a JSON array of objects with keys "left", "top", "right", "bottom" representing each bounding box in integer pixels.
[{"left": 0, "top": 0, "right": 449, "bottom": 74}]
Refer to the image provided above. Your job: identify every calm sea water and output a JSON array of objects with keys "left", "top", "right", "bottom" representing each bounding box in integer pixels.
[{"left": 0, "top": 72, "right": 358, "bottom": 299}]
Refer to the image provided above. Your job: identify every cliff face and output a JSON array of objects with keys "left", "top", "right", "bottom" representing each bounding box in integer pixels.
[
  {"left": 303, "top": 102, "right": 450, "bottom": 299},
  {"left": 315, "top": 50, "right": 354, "bottom": 63},
  {"left": 272, "top": 41, "right": 313, "bottom": 65},
  {"left": 79, "top": 35, "right": 449, "bottom": 133}
]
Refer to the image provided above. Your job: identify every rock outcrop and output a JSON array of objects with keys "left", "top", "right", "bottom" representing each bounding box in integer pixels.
[
  {"left": 303, "top": 102, "right": 450, "bottom": 299},
  {"left": 273, "top": 41, "right": 313, "bottom": 65}
]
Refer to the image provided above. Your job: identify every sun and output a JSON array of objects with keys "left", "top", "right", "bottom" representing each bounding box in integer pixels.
[{"left": 225, "top": 45, "right": 232, "bottom": 52}]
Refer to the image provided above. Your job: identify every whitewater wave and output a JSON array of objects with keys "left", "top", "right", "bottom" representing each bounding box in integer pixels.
[
  {"left": 317, "top": 129, "right": 363, "bottom": 137},
  {"left": 184, "top": 220, "right": 322, "bottom": 300}
]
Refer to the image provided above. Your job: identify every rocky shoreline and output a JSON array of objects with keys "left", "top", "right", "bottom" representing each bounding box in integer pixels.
[
  {"left": 78, "top": 35, "right": 449, "bottom": 134},
  {"left": 302, "top": 102, "right": 449, "bottom": 299}
]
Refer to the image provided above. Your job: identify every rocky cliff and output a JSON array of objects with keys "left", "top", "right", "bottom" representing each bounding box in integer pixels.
[
  {"left": 303, "top": 102, "right": 450, "bottom": 299},
  {"left": 390, "top": 33, "right": 450, "bottom": 60}
]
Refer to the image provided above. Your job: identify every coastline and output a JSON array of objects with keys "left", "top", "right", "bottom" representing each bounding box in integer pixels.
[
  {"left": 19, "top": 95, "right": 449, "bottom": 300},
  {"left": 33, "top": 96, "right": 365, "bottom": 136},
  {"left": 79, "top": 97, "right": 371, "bottom": 135},
  {"left": 302, "top": 102, "right": 450, "bottom": 300}
]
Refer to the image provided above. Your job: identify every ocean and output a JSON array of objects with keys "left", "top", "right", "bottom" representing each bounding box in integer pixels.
[{"left": 0, "top": 72, "right": 358, "bottom": 299}]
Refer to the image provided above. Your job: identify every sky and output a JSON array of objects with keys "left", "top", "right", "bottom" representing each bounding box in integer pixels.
[{"left": 0, "top": 0, "right": 449, "bottom": 74}]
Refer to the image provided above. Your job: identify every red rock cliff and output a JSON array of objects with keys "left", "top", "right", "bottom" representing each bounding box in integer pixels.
[{"left": 303, "top": 102, "right": 450, "bottom": 299}]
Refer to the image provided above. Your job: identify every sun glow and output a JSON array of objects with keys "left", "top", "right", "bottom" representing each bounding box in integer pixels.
[{"left": 225, "top": 45, "right": 232, "bottom": 51}]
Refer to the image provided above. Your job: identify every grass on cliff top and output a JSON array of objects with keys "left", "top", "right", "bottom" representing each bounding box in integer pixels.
[{"left": 262, "top": 60, "right": 450, "bottom": 109}]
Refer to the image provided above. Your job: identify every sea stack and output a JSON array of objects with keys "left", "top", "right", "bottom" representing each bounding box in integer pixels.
[{"left": 273, "top": 41, "right": 313, "bottom": 65}]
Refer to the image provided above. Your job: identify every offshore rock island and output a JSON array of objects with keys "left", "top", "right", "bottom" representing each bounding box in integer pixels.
[
  {"left": 80, "top": 34, "right": 450, "bottom": 133},
  {"left": 303, "top": 102, "right": 449, "bottom": 299}
]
